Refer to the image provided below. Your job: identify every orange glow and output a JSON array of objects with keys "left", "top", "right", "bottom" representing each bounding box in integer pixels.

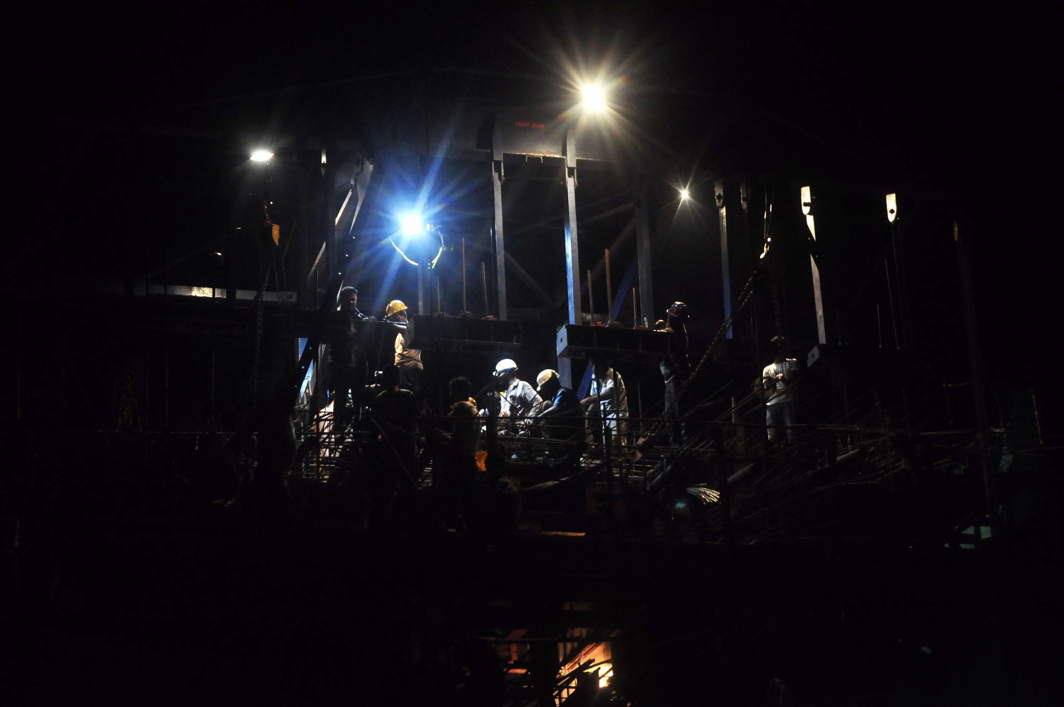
[{"left": 556, "top": 642, "right": 613, "bottom": 705}]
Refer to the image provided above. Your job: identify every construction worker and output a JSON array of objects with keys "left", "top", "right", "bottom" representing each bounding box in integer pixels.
[
  {"left": 762, "top": 335, "right": 799, "bottom": 443},
  {"left": 658, "top": 301, "right": 692, "bottom": 444},
  {"left": 365, "top": 364, "right": 420, "bottom": 526},
  {"left": 442, "top": 377, "right": 481, "bottom": 462},
  {"left": 582, "top": 359, "right": 629, "bottom": 448},
  {"left": 384, "top": 299, "right": 423, "bottom": 394},
  {"left": 534, "top": 369, "right": 585, "bottom": 465},
  {"left": 329, "top": 285, "right": 371, "bottom": 428},
  {"left": 432, "top": 376, "right": 481, "bottom": 529},
  {"left": 338, "top": 285, "right": 369, "bottom": 320},
  {"left": 493, "top": 358, "right": 542, "bottom": 436}
]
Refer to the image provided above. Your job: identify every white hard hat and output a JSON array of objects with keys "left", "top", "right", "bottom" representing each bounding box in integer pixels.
[{"left": 494, "top": 358, "right": 518, "bottom": 376}]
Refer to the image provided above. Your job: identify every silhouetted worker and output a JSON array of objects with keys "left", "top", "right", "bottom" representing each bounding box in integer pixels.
[
  {"left": 493, "top": 358, "right": 542, "bottom": 436},
  {"left": 330, "top": 285, "right": 370, "bottom": 429},
  {"left": 370, "top": 365, "right": 420, "bottom": 492},
  {"left": 535, "top": 369, "right": 585, "bottom": 466},
  {"left": 762, "top": 335, "right": 799, "bottom": 443},
  {"left": 433, "top": 376, "right": 481, "bottom": 528},
  {"left": 385, "top": 299, "right": 423, "bottom": 395},
  {"left": 444, "top": 377, "right": 480, "bottom": 458},
  {"left": 658, "top": 301, "right": 692, "bottom": 444},
  {"left": 582, "top": 359, "right": 629, "bottom": 448}
]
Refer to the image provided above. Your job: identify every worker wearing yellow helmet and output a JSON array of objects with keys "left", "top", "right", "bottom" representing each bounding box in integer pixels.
[
  {"left": 534, "top": 369, "right": 585, "bottom": 464},
  {"left": 385, "top": 299, "right": 422, "bottom": 393}
]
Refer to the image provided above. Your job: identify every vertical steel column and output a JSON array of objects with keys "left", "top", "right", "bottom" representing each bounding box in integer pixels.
[
  {"left": 558, "top": 130, "right": 583, "bottom": 390},
  {"left": 460, "top": 238, "right": 467, "bottom": 313},
  {"left": 319, "top": 152, "right": 336, "bottom": 290},
  {"left": 490, "top": 119, "right": 508, "bottom": 320},
  {"left": 885, "top": 193, "right": 910, "bottom": 348},
  {"left": 563, "top": 130, "right": 583, "bottom": 325},
  {"left": 209, "top": 347, "right": 216, "bottom": 425},
  {"left": 15, "top": 309, "right": 21, "bottom": 421},
  {"left": 715, "top": 181, "right": 733, "bottom": 339},
  {"left": 417, "top": 263, "right": 426, "bottom": 314},
  {"left": 635, "top": 174, "right": 654, "bottom": 327},
  {"left": 163, "top": 344, "right": 170, "bottom": 431},
  {"left": 742, "top": 182, "right": 761, "bottom": 364},
  {"left": 800, "top": 185, "right": 828, "bottom": 345}
]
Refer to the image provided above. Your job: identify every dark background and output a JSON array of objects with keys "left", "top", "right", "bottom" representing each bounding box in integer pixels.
[
  {"left": 14, "top": 1, "right": 1054, "bottom": 376},
  {"left": 5, "top": 5, "right": 1063, "bottom": 706}
]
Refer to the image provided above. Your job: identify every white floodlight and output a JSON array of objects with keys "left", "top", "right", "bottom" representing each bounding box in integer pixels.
[
  {"left": 580, "top": 82, "right": 608, "bottom": 112},
  {"left": 399, "top": 211, "right": 425, "bottom": 237},
  {"left": 885, "top": 193, "right": 898, "bottom": 223},
  {"left": 250, "top": 149, "right": 274, "bottom": 163},
  {"left": 679, "top": 187, "right": 691, "bottom": 202}
]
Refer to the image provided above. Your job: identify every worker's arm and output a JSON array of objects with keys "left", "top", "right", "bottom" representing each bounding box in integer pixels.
[{"left": 581, "top": 376, "right": 614, "bottom": 407}]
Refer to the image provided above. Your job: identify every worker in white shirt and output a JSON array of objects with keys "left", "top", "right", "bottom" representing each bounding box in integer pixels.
[
  {"left": 582, "top": 359, "right": 629, "bottom": 448},
  {"left": 492, "top": 358, "right": 542, "bottom": 436},
  {"left": 761, "top": 335, "right": 799, "bottom": 443}
]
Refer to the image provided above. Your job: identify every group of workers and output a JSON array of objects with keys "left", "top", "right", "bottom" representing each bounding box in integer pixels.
[
  {"left": 328, "top": 286, "right": 800, "bottom": 473},
  {"left": 328, "top": 287, "right": 422, "bottom": 423},
  {"left": 485, "top": 356, "right": 628, "bottom": 458}
]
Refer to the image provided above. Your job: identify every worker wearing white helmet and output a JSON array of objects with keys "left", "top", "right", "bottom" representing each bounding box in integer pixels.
[{"left": 492, "top": 357, "right": 542, "bottom": 434}]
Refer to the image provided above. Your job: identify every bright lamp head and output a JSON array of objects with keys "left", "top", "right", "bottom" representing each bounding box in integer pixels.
[
  {"left": 249, "top": 148, "right": 274, "bottom": 163},
  {"left": 399, "top": 211, "right": 425, "bottom": 237},
  {"left": 679, "top": 187, "right": 691, "bottom": 202},
  {"left": 580, "top": 82, "right": 608, "bottom": 113}
]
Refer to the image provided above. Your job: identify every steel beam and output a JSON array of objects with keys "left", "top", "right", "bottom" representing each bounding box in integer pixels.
[
  {"left": 800, "top": 185, "right": 827, "bottom": 345},
  {"left": 558, "top": 130, "right": 583, "bottom": 390},
  {"left": 491, "top": 118, "right": 508, "bottom": 320},
  {"left": 332, "top": 157, "right": 374, "bottom": 286},
  {"left": 635, "top": 175, "right": 653, "bottom": 327},
  {"left": 563, "top": 130, "right": 583, "bottom": 325},
  {"left": 715, "top": 181, "right": 733, "bottom": 339}
]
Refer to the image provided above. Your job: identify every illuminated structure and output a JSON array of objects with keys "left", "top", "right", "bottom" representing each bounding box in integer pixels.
[{"left": 11, "top": 66, "right": 1055, "bottom": 707}]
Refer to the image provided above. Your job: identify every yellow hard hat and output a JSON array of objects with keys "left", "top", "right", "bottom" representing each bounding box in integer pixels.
[{"left": 385, "top": 299, "right": 408, "bottom": 318}]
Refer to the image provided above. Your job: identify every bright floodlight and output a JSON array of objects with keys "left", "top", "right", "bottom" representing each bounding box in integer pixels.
[
  {"left": 580, "top": 82, "right": 608, "bottom": 112},
  {"left": 679, "top": 187, "right": 691, "bottom": 202},
  {"left": 250, "top": 149, "right": 274, "bottom": 163},
  {"left": 399, "top": 211, "right": 425, "bottom": 237}
]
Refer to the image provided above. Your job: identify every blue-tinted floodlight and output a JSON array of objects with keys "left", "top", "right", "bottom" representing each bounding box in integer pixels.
[{"left": 399, "top": 211, "right": 425, "bottom": 237}]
